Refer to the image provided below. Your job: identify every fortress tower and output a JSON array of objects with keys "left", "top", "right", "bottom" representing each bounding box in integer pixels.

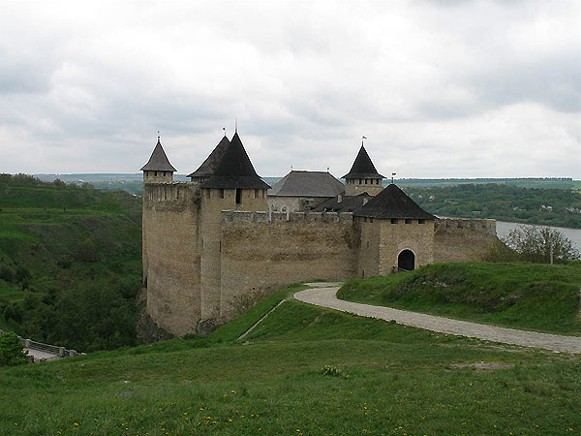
[
  {"left": 198, "top": 132, "right": 270, "bottom": 322},
  {"left": 343, "top": 145, "right": 385, "bottom": 196},
  {"left": 140, "top": 136, "right": 176, "bottom": 183}
]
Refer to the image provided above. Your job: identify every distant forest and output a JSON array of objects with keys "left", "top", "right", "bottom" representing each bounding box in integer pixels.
[
  {"left": 404, "top": 184, "right": 581, "bottom": 229},
  {"left": 32, "top": 173, "right": 581, "bottom": 228}
]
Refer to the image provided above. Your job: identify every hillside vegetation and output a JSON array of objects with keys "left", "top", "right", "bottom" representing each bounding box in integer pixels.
[
  {"left": 0, "top": 174, "right": 142, "bottom": 351},
  {"left": 338, "top": 262, "right": 581, "bottom": 335},
  {"left": 404, "top": 184, "right": 581, "bottom": 228},
  {"left": 1, "top": 283, "right": 580, "bottom": 434}
]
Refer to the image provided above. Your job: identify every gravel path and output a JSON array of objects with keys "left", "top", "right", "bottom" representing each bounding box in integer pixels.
[{"left": 295, "top": 283, "right": 581, "bottom": 354}]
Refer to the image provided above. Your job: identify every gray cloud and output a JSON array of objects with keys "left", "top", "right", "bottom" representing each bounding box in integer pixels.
[{"left": 0, "top": 0, "right": 579, "bottom": 178}]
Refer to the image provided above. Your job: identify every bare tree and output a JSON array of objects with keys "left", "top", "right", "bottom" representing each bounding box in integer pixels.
[{"left": 503, "top": 225, "right": 579, "bottom": 264}]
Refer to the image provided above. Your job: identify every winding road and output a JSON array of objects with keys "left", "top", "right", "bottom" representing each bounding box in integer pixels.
[{"left": 294, "top": 283, "right": 581, "bottom": 354}]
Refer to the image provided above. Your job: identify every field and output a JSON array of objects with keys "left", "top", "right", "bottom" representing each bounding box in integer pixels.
[{"left": 1, "top": 283, "right": 580, "bottom": 435}]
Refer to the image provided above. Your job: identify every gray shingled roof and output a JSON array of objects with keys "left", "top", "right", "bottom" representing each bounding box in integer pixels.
[
  {"left": 354, "top": 184, "right": 435, "bottom": 220},
  {"left": 342, "top": 146, "right": 385, "bottom": 179},
  {"left": 187, "top": 136, "right": 230, "bottom": 179},
  {"left": 140, "top": 138, "right": 177, "bottom": 172},
  {"left": 312, "top": 192, "right": 372, "bottom": 212},
  {"left": 268, "top": 171, "right": 345, "bottom": 198},
  {"left": 200, "top": 132, "right": 270, "bottom": 190}
]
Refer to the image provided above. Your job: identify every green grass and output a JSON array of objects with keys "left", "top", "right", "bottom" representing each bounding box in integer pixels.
[
  {"left": 1, "top": 286, "right": 579, "bottom": 435},
  {"left": 338, "top": 262, "right": 581, "bottom": 336}
]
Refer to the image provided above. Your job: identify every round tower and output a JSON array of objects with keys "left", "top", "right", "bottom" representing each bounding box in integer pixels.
[
  {"left": 140, "top": 136, "right": 176, "bottom": 183},
  {"left": 343, "top": 145, "right": 385, "bottom": 196}
]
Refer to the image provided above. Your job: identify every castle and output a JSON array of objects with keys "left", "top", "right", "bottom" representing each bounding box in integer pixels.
[{"left": 141, "top": 132, "right": 497, "bottom": 336}]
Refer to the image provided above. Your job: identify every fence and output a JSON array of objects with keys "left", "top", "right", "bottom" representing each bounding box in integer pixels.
[{"left": 0, "top": 329, "right": 79, "bottom": 359}]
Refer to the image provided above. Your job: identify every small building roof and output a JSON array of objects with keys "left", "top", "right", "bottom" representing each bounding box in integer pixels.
[
  {"left": 268, "top": 171, "right": 345, "bottom": 198},
  {"left": 187, "top": 136, "right": 231, "bottom": 178},
  {"left": 140, "top": 138, "right": 177, "bottom": 172},
  {"left": 312, "top": 192, "right": 372, "bottom": 213},
  {"left": 354, "top": 184, "right": 435, "bottom": 220},
  {"left": 342, "top": 145, "right": 385, "bottom": 179},
  {"left": 200, "top": 132, "right": 270, "bottom": 190}
]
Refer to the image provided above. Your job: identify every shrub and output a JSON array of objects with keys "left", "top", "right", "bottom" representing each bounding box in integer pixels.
[{"left": 0, "top": 332, "right": 28, "bottom": 367}]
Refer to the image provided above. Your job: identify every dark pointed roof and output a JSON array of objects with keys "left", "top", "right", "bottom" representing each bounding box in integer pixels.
[
  {"left": 354, "top": 184, "right": 435, "bottom": 220},
  {"left": 268, "top": 171, "right": 345, "bottom": 198},
  {"left": 342, "top": 146, "right": 385, "bottom": 179},
  {"left": 200, "top": 132, "right": 270, "bottom": 189},
  {"left": 140, "top": 138, "right": 177, "bottom": 172},
  {"left": 187, "top": 136, "right": 230, "bottom": 178}
]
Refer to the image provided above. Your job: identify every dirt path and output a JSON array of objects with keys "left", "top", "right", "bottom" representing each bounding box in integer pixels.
[{"left": 294, "top": 283, "right": 581, "bottom": 354}]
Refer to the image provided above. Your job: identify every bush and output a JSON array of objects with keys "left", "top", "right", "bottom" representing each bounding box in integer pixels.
[
  {"left": 504, "top": 225, "right": 580, "bottom": 264},
  {"left": 0, "top": 332, "right": 28, "bottom": 367}
]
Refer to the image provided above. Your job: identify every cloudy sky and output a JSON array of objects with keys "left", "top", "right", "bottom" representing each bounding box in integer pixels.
[{"left": 1, "top": 0, "right": 579, "bottom": 178}]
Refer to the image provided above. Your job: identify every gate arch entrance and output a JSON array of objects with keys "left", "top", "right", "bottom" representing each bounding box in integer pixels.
[{"left": 398, "top": 249, "right": 415, "bottom": 271}]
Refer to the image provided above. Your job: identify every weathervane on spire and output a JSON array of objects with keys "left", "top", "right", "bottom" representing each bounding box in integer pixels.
[
  {"left": 362, "top": 135, "right": 367, "bottom": 146},
  {"left": 391, "top": 172, "right": 397, "bottom": 184},
  {"left": 157, "top": 130, "right": 160, "bottom": 140},
  {"left": 235, "top": 118, "right": 238, "bottom": 133},
  {"left": 223, "top": 127, "right": 226, "bottom": 137}
]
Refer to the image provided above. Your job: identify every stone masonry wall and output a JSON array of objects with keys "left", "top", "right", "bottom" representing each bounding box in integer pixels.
[
  {"left": 143, "top": 183, "right": 202, "bottom": 336},
  {"left": 434, "top": 218, "right": 497, "bottom": 263},
  {"left": 378, "top": 219, "right": 435, "bottom": 274},
  {"left": 219, "top": 210, "right": 358, "bottom": 318}
]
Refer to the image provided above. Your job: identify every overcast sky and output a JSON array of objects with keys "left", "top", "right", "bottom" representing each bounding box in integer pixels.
[{"left": 1, "top": 0, "right": 580, "bottom": 178}]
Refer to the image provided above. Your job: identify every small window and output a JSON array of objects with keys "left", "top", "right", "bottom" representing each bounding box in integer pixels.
[
  {"left": 154, "top": 171, "right": 158, "bottom": 177},
  {"left": 235, "top": 188, "right": 242, "bottom": 205},
  {"left": 370, "top": 217, "right": 374, "bottom": 223},
  {"left": 405, "top": 219, "right": 412, "bottom": 224},
  {"left": 418, "top": 219, "right": 425, "bottom": 224},
  {"left": 219, "top": 189, "right": 224, "bottom": 199},
  {"left": 391, "top": 218, "right": 398, "bottom": 224}
]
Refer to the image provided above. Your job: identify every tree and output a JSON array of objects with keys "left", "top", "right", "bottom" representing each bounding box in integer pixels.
[
  {"left": 0, "top": 332, "right": 28, "bottom": 367},
  {"left": 503, "top": 225, "right": 580, "bottom": 264}
]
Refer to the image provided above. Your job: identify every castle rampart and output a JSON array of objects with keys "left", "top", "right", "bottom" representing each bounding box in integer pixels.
[
  {"left": 218, "top": 210, "right": 358, "bottom": 317},
  {"left": 434, "top": 217, "right": 497, "bottom": 263}
]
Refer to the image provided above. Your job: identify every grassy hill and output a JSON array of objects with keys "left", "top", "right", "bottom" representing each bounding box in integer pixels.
[
  {"left": 1, "top": 283, "right": 580, "bottom": 434},
  {"left": 338, "top": 262, "right": 581, "bottom": 336},
  {"left": 0, "top": 176, "right": 142, "bottom": 351}
]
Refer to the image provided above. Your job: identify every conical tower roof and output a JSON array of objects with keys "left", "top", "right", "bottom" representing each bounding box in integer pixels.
[
  {"left": 140, "top": 138, "right": 177, "bottom": 172},
  {"left": 187, "top": 135, "right": 231, "bottom": 178},
  {"left": 354, "top": 184, "right": 434, "bottom": 220},
  {"left": 342, "top": 145, "right": 385, "bottom": 179},
  {"left": 200, "top": 132, "right": 270, "bottom": 189}
]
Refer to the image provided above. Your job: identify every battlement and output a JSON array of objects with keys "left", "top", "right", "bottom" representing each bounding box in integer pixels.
[
  {"left": 143, "top": 182, "right": 200, "bottom": 202},
  {"left": 221, "top": 210, "right": 354, "bottom": 224},
  {"left": 435, "top": 217, "right": 496, "bottom": 235}
]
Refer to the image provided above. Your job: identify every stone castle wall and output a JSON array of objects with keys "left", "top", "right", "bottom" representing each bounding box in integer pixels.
[
  {"left": 434, "top": 217, "right": 497, "bottom": 263},
  {"left": 142, "top": 183, "right": 202, "bottom": 335},
  {"left": 218, "top": 210, "right": 358, "bottom": 317}
]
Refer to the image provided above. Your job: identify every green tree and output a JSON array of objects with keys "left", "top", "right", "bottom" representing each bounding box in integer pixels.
[
  {"left": 504, "top": 225, "right": 580, "bottom": 264},
  {"left": 0, "top": 332, "right": 28, "bottom": 367}
]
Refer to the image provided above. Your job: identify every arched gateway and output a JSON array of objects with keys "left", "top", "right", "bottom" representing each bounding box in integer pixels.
[{"left": 398, "top": 249, "right": 415, "bottom": 271}]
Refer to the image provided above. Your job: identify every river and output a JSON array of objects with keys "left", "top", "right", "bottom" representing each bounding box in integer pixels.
[{"left": 496, "top": 222, "right": 581, "bottom": 252}]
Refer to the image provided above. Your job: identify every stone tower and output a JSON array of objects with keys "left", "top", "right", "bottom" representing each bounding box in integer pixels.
[
  {"left": 198, "top": 132, "right": 271, "bottom": 322},
  {"left": 343, "top": 145, "right": 385, "bottom": 196},
  {"left": 140, "top": 136, "right": 177, "bottom": 183},
  {"left": 355, "top": 183, "right": 435, "bottom": 277}
]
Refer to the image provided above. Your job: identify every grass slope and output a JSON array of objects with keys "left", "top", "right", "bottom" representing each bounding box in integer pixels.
[
  {"left": 338, "top": 262, "right": 581, "bottom": 336},
  {"left": 1, "top": 285, "right": 580, "bottom": 435}
]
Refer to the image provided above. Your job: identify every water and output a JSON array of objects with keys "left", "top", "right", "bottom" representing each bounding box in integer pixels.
[{"left": 496, "top": 222, "right": 581, "bottom": 252}]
